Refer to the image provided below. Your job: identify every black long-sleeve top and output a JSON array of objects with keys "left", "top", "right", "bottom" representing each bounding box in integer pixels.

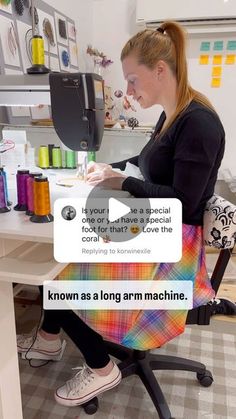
[{"left": 111, "top": 101, "right": 225, "bottom": 226}]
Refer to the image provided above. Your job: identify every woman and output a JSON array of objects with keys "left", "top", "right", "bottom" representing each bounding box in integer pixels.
[{"left": 17, "top": 21, "right": 225, "bottom": 407}]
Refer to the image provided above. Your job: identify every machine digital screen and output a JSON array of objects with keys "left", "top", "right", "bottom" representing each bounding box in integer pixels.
[{"left": 94, "top": 80, "right": 104, "bottom": 100}]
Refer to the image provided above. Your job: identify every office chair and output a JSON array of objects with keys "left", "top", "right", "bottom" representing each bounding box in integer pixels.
[{"left": 82, "top": 194, "right": 236, "bottom": 418}]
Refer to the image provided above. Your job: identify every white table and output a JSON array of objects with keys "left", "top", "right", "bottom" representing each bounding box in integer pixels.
[
  {"left": 0, "top": 175, "right": 84, "bottom": 419},
  {"left": 0, "top": 174, "right": 130, "bottom": 419},
  {"left": 0, "top": 207, "right": 69, "bottom": 419}
]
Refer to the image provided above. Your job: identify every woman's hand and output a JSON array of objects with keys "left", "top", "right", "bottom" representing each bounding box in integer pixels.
[
  {"left": 86, "top": 164, "right": 127, "bottom": 190},
  {"left": 87, "top": 162, "right": 112, "bottom": 175}
]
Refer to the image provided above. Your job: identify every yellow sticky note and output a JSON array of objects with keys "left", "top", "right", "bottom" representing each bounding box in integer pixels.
[
  {"left": 199, "top": 55, "right": 209, "bottom": 65},
  {"left": 213, "top": 55, "right": 222, "bottom": 65},
  {"left": 211, "top": 78, "right": 221, "bottom": 88},
  {"left": 225, "top": 54, "right": 236, "bottom": 64},
  {"left": 212, "top": 66, "right": 222, "bottom": 77}
]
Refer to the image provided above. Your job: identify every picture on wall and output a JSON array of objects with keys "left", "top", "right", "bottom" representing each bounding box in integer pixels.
[
  {"left": 0, "top": 14, "right": 20, "bottom": 67},
  {"left": 58, "top": 44, "right": 70, "bottom": 71},
  {"left": 68, "top": 21, "right": 76, "bottom": 41},
  {"left": 44, "top": 53, "right": 60, "bottom": 72},
  {"left": 69, "top": 40, "right": 78, "bottom": 68},
  {"left": 54, "top": 12, "right": 68, "bottom": 46},
  {"left": 16, "top": 19, "right": 32, "bottom": 73},
  {"left": 37, "top": 9, "right": 57, "bottom": 55}
]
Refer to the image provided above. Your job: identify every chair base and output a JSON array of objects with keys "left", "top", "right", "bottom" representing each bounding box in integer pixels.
[{"left": 82, "top": 341, "right": 213, "bottom": 418}]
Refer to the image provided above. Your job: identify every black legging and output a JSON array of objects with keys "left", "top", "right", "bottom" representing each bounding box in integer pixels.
[{"left": 38, "top": 287, "right": 110, "bottom": 369}]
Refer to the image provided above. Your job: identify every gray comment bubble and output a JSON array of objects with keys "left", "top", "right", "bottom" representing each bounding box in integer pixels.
[
  {"left": 61, "top": 206, "right": 76, "bottom": 221},
  {"left": 85, "top": 179, "right": 151, "bottom": 242}
]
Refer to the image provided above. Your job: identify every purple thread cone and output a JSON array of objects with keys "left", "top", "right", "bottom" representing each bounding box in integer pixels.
[
  {"left": 0, "top": 176, "right": 10, "bottom": 213},
  {"left": 14, "top": 170, "right": 30, "bottom": 211}
]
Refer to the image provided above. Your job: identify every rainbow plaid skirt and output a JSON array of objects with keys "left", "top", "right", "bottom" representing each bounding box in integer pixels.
[{"left": 57, "top": 224, "right": 215, "bottom": 350}]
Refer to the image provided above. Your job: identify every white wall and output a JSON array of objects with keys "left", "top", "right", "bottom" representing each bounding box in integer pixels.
[
  {"left": 92, "top": 0, "right": 162, "bottom": 124},
  {"left": 42, "top": 1, "right": 236, "bottom": 174},
  {"left": 91, "top": 1, "right": 236, "bottom": 174},
  {"left": 45, "top": 0, "right": 93, "bottom": 71}
]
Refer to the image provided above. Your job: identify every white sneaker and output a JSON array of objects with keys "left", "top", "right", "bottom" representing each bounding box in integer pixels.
[
  {"left": 54, "top": 362, "right": 121, "bottom": 406},
  {"left": 17, "top": 330, "right": 66, "bottom": 361}
]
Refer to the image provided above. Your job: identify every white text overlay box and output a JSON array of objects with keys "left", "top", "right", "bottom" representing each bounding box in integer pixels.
[
  {"left": 44, "top": 280, "right": 193, "bottom": 310},
  {"left": 54, "top": 198, "right": 182, "bottom": 263}
]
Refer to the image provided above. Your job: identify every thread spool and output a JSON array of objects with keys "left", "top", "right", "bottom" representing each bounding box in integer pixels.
[
  {"left": 0, "top": 175, "right": 10, "bottom": 213},
  {"left": 32, "top": 35, "right": 45, "bottom": 65},
  {"left": 30, "top": 176, "right": 53, "bottom": 223},
  {"left": 52, "top": 146, "right": 62, "bottom": 168},
  {"left": 0, "top": 167, "right": 12, "bottom": 206},
  {"left": 65, "top": 150, "right": 77, "bottom": 169},
  {"left": 14, "top": 170, "right": 30, "bottom": 211},
  {"left": 27, "top": 35, "right": 50, "bottom": 74},
  {"left": 38, "top": 145, "right": 49, "bottom": 169},
  {"left": 26, "top": 172, "right": 42, "bottom": 216},
  {"left": 87, "top": 151, "right": 96, "bottom": 162},
  {"left": 48, "top": 144, "right": 55, "bottom": 167}
]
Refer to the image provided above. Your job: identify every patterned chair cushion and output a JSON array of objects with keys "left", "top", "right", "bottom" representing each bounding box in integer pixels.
[{"left": 203, "top": 194, "right": 236, "bottom": 249}]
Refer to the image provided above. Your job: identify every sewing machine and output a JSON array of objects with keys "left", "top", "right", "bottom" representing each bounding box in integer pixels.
[{"left": 0, "top": 72, "right": 105, "bottom": 151}]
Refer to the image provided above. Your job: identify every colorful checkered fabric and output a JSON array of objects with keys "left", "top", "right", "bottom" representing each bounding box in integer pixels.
[{"left": 56, "top": 224, "right": 215, "bottom": 350}]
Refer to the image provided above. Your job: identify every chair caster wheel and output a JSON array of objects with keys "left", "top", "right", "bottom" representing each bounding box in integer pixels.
[
  {"left": 197, "top": 370, "right": 213, "bottom": 387},
  {"left": 82, "top": 397, "right": 98, "bottom": 414}
]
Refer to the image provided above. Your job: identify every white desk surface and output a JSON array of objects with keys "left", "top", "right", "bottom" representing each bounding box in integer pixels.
[
  {"left": 0, "top": 178, "right": 84, "bottom": 242},
  {"left": 0, "top": 210, "right": 53, "bottom": 243},
  {"left": 0, "top": 170, "right": 90, "bottom": 419}
]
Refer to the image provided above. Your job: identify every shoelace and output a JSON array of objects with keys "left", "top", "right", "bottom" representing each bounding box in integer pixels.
[{"left": 66, "top": 365, "right": 94, "bottom": 396}]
